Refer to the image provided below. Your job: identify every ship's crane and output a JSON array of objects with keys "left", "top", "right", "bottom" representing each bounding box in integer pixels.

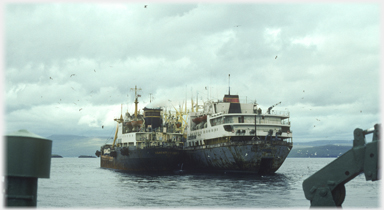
[{"left": 267, "top": 101, "right": 281, "bottom": 114}]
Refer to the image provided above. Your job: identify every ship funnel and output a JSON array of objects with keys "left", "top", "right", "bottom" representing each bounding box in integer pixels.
[{"left": 143, "top": 107, "right": 163, "bottom": 130}]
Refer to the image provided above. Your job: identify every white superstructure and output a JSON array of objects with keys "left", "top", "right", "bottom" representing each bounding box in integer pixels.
[{"left": 185, "top": 94, "right": 292, "bottom": 147}]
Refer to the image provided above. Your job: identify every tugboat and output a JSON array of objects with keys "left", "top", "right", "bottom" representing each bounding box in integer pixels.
[
  {"left": 96, "top": 86, "right": 185, "bottom": 173},
  {"left": 183, "top": 84, "right": 293, "bottom": 174}
]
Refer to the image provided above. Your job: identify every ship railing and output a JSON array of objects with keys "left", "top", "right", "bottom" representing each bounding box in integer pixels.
[
  {"left": 197, "top": 138, "right": 293, "bottom": 149},
  {"left": 136, "top": 144, "right": 184, "bottom": 149},
  {"left": 265, "top": 110, "right": 290, "bottom": 117},
  {"left": 258, "top": 119, "right": 290, "bottom": 125},
  {"left": 205, "top": 119, "right": 291, "bottom": 129}
]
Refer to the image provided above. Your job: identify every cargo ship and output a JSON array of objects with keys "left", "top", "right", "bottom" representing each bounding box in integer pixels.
[
  {"left": 183, "top": 89, "right": 293, "bottom": 174},
  {"left": 95, "top": 86, "right": 185, "bottom": 173}
]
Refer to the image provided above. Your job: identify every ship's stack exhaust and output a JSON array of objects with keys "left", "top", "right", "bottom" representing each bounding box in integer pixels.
[{"left": 143, "top": 107, "right": 163, "bottom": 131}]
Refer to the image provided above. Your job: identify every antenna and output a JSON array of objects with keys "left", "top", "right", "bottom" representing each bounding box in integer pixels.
[{"left": 228, "top": 74, "right": 231, "bottom": 95}]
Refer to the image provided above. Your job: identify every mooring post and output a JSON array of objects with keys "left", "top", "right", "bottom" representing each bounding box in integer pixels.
[{"left": 5, "top": 129, "right": 52, "bottom": 207}]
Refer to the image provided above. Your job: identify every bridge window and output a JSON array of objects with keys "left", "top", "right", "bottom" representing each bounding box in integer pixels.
[{"left": 223, "top": 125, "right": 233, "bottom": 132}]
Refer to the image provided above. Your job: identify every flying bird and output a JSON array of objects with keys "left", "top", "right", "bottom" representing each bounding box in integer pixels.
[
  {"left": 94, "top": 69, "right": 96, "bottom": 72},
  {"left": 71, "top": 87, "right": 75, "bottom": 90},
  {"left": 144, "top": 5, "right": 147, "bottom": 8},
  {"left": 275, "top": 56, "right": 277, "bottom": 59},
  {"left": 50, "top": 77, "right": 53, "bottom": 80},
  {"left": 79, "top": 108, "right": 82, "bottom": 111},
  {"left": 234, "top": 25, "right": 240, "bottom": 27},
  {"left": 70, "top": 74, "right": 75, "bottom": 77},
  {"left": 73, "top": 103, "right": 77, "bottom": 105},
  {"left": 102, "top": 125, "right": 104, "bottom": 129}
]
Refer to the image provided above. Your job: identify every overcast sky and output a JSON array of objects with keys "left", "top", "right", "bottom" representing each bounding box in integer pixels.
[{"left": 3, "top": 2, "right": 381, "bottom": 142}]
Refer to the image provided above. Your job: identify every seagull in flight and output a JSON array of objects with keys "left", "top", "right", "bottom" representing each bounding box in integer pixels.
[{"left": 70, "top": 74, "right": 75, "bottom": 77}]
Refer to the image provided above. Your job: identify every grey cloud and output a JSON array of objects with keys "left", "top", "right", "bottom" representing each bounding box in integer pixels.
[{"left": 4, "top": 3, "right": 380, "bottom": 140}]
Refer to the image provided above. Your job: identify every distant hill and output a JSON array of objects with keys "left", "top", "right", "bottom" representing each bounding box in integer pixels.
[
  {"left": 288, "top": 139, "right": 353, "bottom": 157},
  {"left": 288, "top": 144, "right": 352, "bottom": 158},
  {"left": 293, "top": 140, "right": 353, "bottom": 147},
  {"left": 46, "top": 135, "right": 112, "bottom": 157}
]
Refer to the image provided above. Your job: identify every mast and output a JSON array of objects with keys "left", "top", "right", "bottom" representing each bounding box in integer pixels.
[
  {"left": 120, "top": 104, "right": 123, "bottom": 121},
  {"left": 130, "top": 85, "right": 142, "bottom": 118},
  {"left": 228, "top": 74, "right": 230, "bottom": 95},
  {"left": 255, "top": 114, "right": 257, "bottom": 139},
  {"left": 196, "top": 92, "right": 199, "bottom": 112},
  {"left": 191, "top": 98, "right": 194, "bottom": 112}
]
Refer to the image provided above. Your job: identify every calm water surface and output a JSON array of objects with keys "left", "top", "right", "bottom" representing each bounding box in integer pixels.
[{"left": 37, "top": 158, "right": 380, "bottom": 208}]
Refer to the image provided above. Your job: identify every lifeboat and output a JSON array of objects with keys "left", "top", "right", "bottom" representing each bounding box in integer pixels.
[
  {"left": 192, "top": 115, "right": 207, "bottom": 124},
  {"left": 131, "top": 120, "right": 143, "bottom": 127}
]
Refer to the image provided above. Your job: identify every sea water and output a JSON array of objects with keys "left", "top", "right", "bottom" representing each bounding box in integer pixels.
[{"left": 37, "top": 158, "right": 380, "bottom": 208}]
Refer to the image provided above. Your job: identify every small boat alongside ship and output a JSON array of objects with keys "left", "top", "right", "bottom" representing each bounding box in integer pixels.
[
  {"left": 183, "top": 92, "right": 293, "bottom": 174},
  {"left": 96, "top": 86, "right": 185, "bottom": 173}
]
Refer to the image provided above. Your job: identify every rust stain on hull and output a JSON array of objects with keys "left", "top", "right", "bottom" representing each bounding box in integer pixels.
[{"left": 184, "top": 140, "right": 292, "bottom": 174}]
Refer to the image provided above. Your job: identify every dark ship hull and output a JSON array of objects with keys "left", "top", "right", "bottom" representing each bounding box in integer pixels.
[
  {"left": 184, "top": 139, "right": 292, "bottom": 174},
  {"left": 100, "top": 146, "right": 185, "bottom": 173}
]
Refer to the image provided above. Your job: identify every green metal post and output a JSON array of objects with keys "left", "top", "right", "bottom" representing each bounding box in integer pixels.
[{"left": 5, "top": 130, "right": 52, "bottom": 207}]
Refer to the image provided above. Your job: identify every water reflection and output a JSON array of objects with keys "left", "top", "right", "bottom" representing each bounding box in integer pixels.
[
  {"left": 38, "top": 158, "right": 379, "bottom": 208},
  {"left": 112, "top": 169, "right": 293, "bottom": 199}
]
